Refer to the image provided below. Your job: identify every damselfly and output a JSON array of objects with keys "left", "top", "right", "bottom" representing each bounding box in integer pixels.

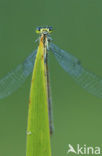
[{"left": 1, "top": 26, "right": 102, "bottom": 134}]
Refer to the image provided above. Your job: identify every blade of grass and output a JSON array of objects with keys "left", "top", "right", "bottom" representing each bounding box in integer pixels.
[{"left": 26, "top": 37, "right": 51, "bottom": 156}]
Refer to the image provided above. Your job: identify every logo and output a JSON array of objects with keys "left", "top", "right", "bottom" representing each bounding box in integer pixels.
[{"left": 67, "top": 144, "right": 101, "bottom": 155}]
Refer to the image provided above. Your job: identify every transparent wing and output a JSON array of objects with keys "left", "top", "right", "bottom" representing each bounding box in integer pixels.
[
  {"left": 0, "top": 49, "right": 37, "bottom": 99},
  {"left": 50, "top": 43, "right": 102, "bottom": 98}
]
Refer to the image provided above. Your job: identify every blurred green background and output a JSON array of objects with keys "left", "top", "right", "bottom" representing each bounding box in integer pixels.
[{"left": 0, "top": 0, "right": 102, "bottom": 155}]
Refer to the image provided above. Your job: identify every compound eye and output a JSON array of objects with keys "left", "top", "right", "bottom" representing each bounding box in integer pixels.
[
  {"left": 49, "top": 26, "right": 53, "bottom": 31},
  {"left": 36, "top": 27, "right": 41, "bottom": 31}
]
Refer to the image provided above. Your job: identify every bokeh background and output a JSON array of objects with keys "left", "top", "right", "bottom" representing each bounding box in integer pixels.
[{"left": 0, "top": 0, "right": 102, "bottom": 155}]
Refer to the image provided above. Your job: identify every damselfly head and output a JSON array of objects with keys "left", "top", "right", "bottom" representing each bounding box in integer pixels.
[{"left": 36, "top": 26, "right": 53, "bottom": 34}]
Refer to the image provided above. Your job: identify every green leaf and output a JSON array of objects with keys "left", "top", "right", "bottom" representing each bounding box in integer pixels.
[{"left": 26, "top": 38, "right": 51, "bottom": 156}]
